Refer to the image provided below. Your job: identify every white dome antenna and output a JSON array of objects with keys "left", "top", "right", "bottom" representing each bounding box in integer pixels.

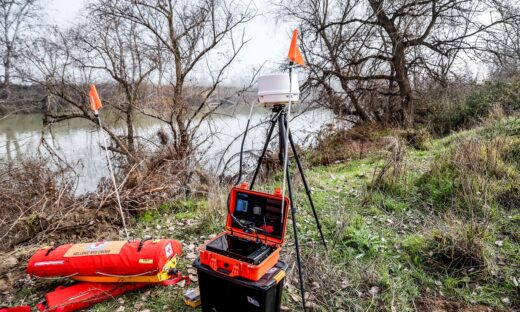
[{"left": 257, "top": 73, "right": 299, "bottom": 106}]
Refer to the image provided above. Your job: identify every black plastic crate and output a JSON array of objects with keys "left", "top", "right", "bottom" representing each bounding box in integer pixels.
[{"left": 193, "top": 258, "right": 287, "bottom": 312}]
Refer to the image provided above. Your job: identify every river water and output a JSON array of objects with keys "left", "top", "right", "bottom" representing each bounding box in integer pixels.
[{"left": 0, "top": 106, "right": 334, "bottom": 194}]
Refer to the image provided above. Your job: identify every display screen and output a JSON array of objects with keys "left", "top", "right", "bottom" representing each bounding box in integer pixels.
[
  {"left": 232, "top": 191, "right": 285, "bottom": 238},
  {"left": 236, "top": 198, "right": 249, "bottom": 213}
]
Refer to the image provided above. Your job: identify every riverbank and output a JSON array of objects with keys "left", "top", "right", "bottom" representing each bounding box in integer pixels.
[
  {"left": 0, "top": 85, "right": 46, "bottom": 115},
  {"left": 0, "top": 107, "right": 332, "bottom": 194},
  {"left": 3, "top": 116, "right": 518, "bottom": 311}
]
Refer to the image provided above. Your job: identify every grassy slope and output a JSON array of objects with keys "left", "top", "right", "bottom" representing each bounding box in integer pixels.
[{"left": 87, "top": 118, "right": 520, "bottom": 311}]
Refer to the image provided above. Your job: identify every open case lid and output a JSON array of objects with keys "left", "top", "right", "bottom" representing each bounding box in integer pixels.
[{"left": 226, "top": 184, "right": 290, "bottom": 246}]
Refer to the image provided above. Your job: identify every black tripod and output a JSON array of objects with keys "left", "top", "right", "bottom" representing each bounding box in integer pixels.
[{"left": 248, "top": 104, "right": 327, "bottom": 311}]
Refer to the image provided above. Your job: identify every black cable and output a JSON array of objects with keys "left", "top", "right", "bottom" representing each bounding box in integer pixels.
[
  {"left": 235, "top": 117, "right": 251, "bottom": 185},
  {"left": 250, "top": 109, "right": 282, "bottom": 189},
  {"left": 226, "top": 191, "right": 265, "bottom": 244}
]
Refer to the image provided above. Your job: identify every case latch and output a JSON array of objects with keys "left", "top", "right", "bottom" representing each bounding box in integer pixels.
[
  {"left": 230, "top": 264, "right": 240, "bottom": 277},
  {"left": 209, "top": 256, "right": 218, "bottom": 272}
]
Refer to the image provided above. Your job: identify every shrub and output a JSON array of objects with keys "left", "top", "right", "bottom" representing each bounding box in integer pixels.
[
  {"left": 308, "top": 123, "right": 382, "bottom": 165},
  {"left": 369, "top": 139, "right": 408, "bottom": 195},
  {"left": 0, "top": 160, "right": 121, "bottom": 251},
  {"left": 429, "top": 76, "right": 520, "bottom": 135}
]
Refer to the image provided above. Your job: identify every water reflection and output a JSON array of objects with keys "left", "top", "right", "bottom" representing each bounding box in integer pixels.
[{"left": 0, "top": 107, "right": 334, "bottom": 194}]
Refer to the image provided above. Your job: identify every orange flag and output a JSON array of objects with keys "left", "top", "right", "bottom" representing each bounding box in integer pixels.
[
  {"left": 288, "top": 29, "right": 305, "bottom": 66},
  {"left": 89, "top": 84, "right": 102, "bottom": 112}
]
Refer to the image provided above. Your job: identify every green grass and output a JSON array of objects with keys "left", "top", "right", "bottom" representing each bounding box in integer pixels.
[{"left": 18, "top": 117, "right": 519, "bottom": 311}]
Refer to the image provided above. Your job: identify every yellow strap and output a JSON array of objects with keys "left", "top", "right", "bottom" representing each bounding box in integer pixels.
[{"left": 71, "top": 257, "right": 177, "bottom": 283}]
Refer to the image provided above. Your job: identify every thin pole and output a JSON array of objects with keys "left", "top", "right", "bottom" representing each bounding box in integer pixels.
[
  {"left": 95, "top": 113, "right": 130, "bottom": 240},
  {"left": 279, "top": 66, "right": 306, "bottom": 310},
  {"left": 280, "top": 65, "right": 294, "bottom": 224}
]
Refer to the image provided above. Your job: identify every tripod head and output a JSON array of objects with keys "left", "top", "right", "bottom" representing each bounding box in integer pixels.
[{"left": 271, "top": 104, "right": 286, "bottom": 113}]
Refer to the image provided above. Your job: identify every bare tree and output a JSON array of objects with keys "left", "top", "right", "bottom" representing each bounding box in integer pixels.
[
  {"left": 97, "top": 0, "right": 256, "bottom": 172},
  {"left": 40, "top": 4, "right": 158, "bottom": 160},
  {"left": 26, "top": 21, "right": 151, "bottom": 163},
  {"left": 484, "top": 0, "right": 520, "bottom": 78},
  {"left": 0, "top": 0, "right": 41, "bottom": 97},
  {"left": 26, "top": 28, "right": 127, "bottom": 155},
  {"left": 26, "top": 0, "right": 256, "bottom": 192},
  {"left": 282, "top": 0, "right": 518, "bottom": 125}
]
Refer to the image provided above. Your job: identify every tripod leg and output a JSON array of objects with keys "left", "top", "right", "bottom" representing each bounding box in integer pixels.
[
  {"left": 286, "top": 165, "right": 307, "bottom": 311},
  {"left": 250, "top": 111, "right": 280, "bottom": 189},
  {"left": 288, "top": 130, "right": 328, "bottom": 250},
  {"left": 279, "top": 112, "right": 307, "bottom": 311}
]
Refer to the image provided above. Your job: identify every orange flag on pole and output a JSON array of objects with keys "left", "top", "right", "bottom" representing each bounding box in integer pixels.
[
  {"left": 89, "top": 84, "right": 103, "bottom": 112},
  {"left": 288, "top": 29, "right": 305, "bottom": 67}
]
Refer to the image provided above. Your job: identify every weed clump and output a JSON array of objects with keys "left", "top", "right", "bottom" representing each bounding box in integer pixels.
[
  {"left": 400, "top": 128, "right": 433, "bottom": 150},
  {"left": 502, "top": 137, "right": 520, "bottom": 170},
  {"left": 369, "top": 138, "right": 408, "bottom": 195},
  {"left": 416, "top": 137, "right": 518, "bottom": 216},
  {"left": 423, "top": 221, "right": 491, "bottom": 277}
]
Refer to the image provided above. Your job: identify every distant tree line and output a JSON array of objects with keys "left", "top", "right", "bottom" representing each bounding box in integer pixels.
[{"left": 0, "top": 0, "right": 518, "bottom": 160}]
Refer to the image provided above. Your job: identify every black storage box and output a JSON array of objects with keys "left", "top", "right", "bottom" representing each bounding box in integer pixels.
[{"left": 193, "top": 258, "right": 287, "bottom": 312}]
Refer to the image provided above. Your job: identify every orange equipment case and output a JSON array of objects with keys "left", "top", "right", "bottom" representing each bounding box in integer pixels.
[{"left": 199, "top": 183, "right": 289, "bottom": 281}]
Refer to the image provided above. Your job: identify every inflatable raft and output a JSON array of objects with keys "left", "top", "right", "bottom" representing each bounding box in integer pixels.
[{"left": 27, "top": 239, "right": 182, "bottom": 283}]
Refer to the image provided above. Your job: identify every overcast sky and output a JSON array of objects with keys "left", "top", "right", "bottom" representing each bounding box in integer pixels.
[{"left": 45, "top": 0, "right": 296, "bottom": 85}]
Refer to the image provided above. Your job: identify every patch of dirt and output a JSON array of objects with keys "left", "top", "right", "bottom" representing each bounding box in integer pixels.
[
  {"left": 416, "top": 298, "right": 511, "bottom": 312},
  {"left": 0, "top": 246, "right": 37, "bottom": 304}
]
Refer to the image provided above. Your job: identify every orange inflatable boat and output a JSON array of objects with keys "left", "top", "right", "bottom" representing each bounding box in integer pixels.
[{"left": 27, "top": 239, "right": 182, "bottom": 283}]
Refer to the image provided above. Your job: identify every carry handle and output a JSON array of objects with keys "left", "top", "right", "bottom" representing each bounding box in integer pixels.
[
  {"left": 138, "top": 238, "right": 152, "bottom": 252},
  {"left": 209, "top": 256, "right": 240, "bottom": 277},
  {"left": 216, "top": 265, "right": 240, "bottom": 278},
  {"left": 45, "top": 243, "right": 63, "bottom": 256}
]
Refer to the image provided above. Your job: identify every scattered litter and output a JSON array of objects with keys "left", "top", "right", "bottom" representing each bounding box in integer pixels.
[
  {"left": 186, "top": 252, "right": 197, "bottom": 260},
  {"left": 369, "top": 286, "right": 380, "bottom": 296},
  {"left": 183, "top": 288, "right": 201, "bottom": 308}
]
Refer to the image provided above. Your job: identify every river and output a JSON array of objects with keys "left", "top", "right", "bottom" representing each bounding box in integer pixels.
[{"left": 0, "top": 106, "right": 335, "bottom": 194}]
